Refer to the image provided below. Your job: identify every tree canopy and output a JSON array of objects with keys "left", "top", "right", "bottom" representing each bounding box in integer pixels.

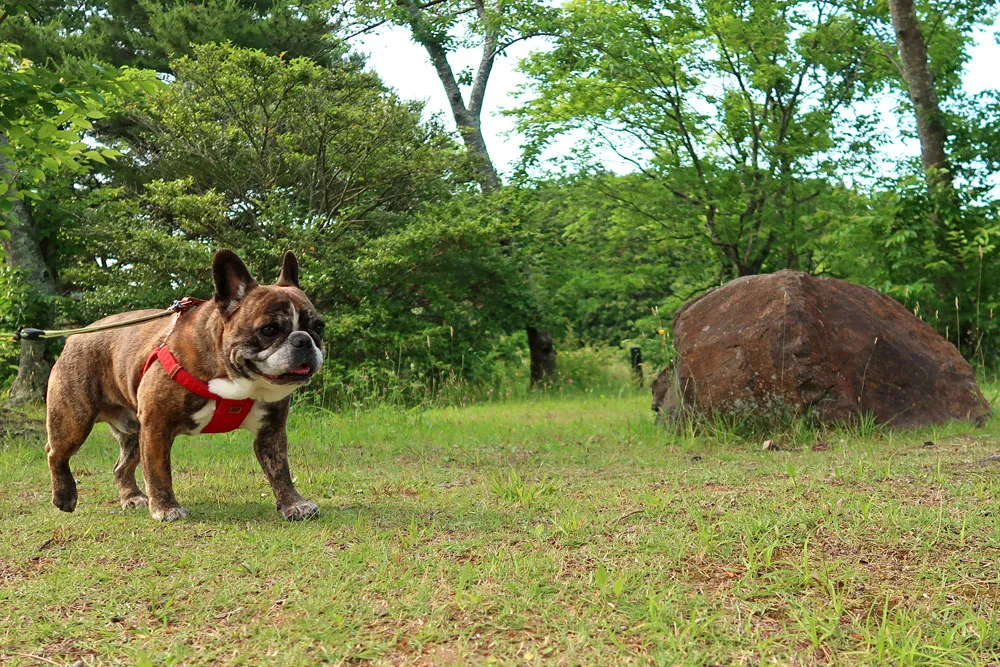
[{"left": 1, "top": 0, "right": 999, "bottom": 401}]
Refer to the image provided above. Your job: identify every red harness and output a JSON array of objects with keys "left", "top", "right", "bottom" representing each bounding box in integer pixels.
[{"left": 142, "top": 345, "right": 254, "bottom": 434}]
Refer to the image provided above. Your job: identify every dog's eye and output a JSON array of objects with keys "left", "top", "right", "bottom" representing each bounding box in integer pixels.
[
  {"left": 313, "top": 319, "right": 325, "bottom": 335},
  {"left": 259, "top": 324, "right": 278, "bottom": 337}
]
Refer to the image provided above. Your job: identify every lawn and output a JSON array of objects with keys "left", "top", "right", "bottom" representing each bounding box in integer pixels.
[{"left": 3, "top": 391, "right": 1000, "bottom": 665}]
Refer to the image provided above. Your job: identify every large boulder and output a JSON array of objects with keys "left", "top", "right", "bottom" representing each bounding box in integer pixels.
[{"left": 652, "top": 270, "right": 989, "bottom": 429}]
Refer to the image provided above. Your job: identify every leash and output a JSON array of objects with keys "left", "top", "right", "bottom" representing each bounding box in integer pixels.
[{"left": 1, "top": 297, "right": 205, "bottom": 342}]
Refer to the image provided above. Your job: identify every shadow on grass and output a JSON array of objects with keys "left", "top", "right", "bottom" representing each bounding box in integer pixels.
[{"left": 176, "top": 499, "right": 506, "bottom": 531}]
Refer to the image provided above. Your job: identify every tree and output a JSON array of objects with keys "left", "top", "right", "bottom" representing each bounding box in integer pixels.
[
  {"left": 1, "top": 0, "right": 344, "bottom": 72},
  {"left": 0, "top": 8, "right": 150, "bottom": 402},
  {"left": 513, "top": 0, "right": 896, "bottom": 280},
  {"left": 61, "top": 44, "right": 453, "bottom": 299},
  {"left": 0, "top": 0, "right": 341, "bottom": 400},
  {"left": 351, "top": 0, "right": 561, "bottom": 384},
  {"left": 870, "top": 0, "right": 1000, "bottom": 354},
  {"left": 515, "top": 172, "right": 711, "bottom": 345},
  {"left": 56, "top": 45, "right": 529, "bottom": 399},
  {"left": 352, "top": 0, "right": 552, "bottom": 192}
]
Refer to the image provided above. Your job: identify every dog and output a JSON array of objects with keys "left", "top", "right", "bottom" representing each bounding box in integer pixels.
[{"left": 44, "top": 250, "right": 324, "bottom": 521}]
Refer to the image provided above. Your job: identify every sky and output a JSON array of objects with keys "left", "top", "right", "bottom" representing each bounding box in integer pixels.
[{"left": 358, "top": 22, "right": 1000, "bottom": 179}]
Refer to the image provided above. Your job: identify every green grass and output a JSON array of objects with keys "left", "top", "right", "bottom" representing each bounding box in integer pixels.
[{"left": 3, "top": 392, "right": 1000, "bottom": 665}]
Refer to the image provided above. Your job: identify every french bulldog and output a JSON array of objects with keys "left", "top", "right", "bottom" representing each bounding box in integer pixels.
[{"left": 44, "top": 250, "right": 324, "bottom": 521}]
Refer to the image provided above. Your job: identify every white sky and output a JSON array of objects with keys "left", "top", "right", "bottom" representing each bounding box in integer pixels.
[{"left": 358, "top": 23, "right": 1000, "bottom": 178}]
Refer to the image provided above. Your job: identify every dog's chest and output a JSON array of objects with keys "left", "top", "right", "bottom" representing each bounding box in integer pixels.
[
  {"left": 185, "top": 400, "right": 269, "bottom": 435},
  {"left": 181, "top": 376, "right": 293, "bottom": 435}
]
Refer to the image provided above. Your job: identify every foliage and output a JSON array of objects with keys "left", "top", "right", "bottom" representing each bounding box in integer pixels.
[
  {"left": 51, "top": 44, "right": 533, "bottom": 393},
  {"left": 58, "top": 43, "right": 456, "bottom": 306},
  {"left": 0, "top": 40, "right": 149, "bottom": 215},
  {"left": 353, "top": 0, "right": 553, "bottom": 52},
  {"left": 512, "top": 0, "right": 898, "bottom": 278},
  {"left": 1, "top": 0, "right": 999, "bottom": 400},
  {"left": 0, "top": 0, "right": 345, "bottom": 72},
  {"left": 514, "top": 173, "right": 712, "bottom": 346},
  {"left": 875, "top": 177, "right": 1000, "bottom": 360}
]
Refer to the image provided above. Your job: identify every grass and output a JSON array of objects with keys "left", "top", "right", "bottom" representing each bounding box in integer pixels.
[{"left": 3, "top": 391, "right": 1000, "bottom": 665}]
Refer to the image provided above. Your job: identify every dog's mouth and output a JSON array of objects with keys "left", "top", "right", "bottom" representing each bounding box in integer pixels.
[{"left": 259, "top": 364, "right": 315, "bottom": 384}]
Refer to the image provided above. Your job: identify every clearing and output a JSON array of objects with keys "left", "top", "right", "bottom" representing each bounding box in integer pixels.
[{"left": 2, "top": 393, "right": 1000, "bottom": 665}]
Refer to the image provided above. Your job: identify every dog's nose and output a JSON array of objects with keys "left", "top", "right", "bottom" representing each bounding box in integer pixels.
[{"left": 289, "top": 331, "right": 312, "bottom": 349}]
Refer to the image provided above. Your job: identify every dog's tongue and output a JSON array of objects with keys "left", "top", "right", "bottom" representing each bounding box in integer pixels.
[{"left": 290, "top": 365, "right": 312, "bottom": 375}]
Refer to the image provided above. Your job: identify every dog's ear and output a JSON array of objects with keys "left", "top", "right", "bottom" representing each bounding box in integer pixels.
[
  {"left": 213, "top": 249, "right": 257, "bottom": 314},
  {"left": 277, "top": 251, "right": 299, "bottom": 288}
]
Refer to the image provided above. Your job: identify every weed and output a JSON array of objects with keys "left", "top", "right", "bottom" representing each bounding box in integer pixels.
[{"left": 489, "top": 470, "right": 555, "bottom": 507}]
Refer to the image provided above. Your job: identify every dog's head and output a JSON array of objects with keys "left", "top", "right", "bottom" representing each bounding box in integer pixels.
[{"left": 212, "top": 249, "right": 324, "bottom": 391}]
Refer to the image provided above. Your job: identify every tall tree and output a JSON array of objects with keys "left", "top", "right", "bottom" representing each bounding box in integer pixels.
[
  {"left": 0, "top": 146, "right": 55, "bottom": 405},
  {"left": 0, "top": 0, "right": 338, "bottom": 401},
  {"left": 61, "top": 43, "right": 456, "bottom": 307},
  {"left": 1, "top": 0, "right": 344, "bottom": 72},
  {"left": 513, "top": 0, "right": 895, "bottom": 280},
  {"left": 874, "top": 0, "right": 1000, "bottom": 356},
  {"left": 0, "top": 10, "right": 142, "bottom": 403},
  {"left": 352, "top": 0, "right": 560, "bottom": 383},
  {"left": 352, "top": 0, "right": 551, "bottom": 191},
  {"left": 57, "top": 45, "right": 529, "bottom": 397}
]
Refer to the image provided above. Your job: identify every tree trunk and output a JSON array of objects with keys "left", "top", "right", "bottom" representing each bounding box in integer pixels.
[
  {"left": 454, "top": 109, "right": 501, "bottom": 193},
  {"left": 887, "top": 0, "right": 951, "bottom": 183},
  {"left": 10, "top": 335, "right": 50, "bottom": 404},
  {"left": 526, "top": 326, "right": 556, "bottom": 384},
  {"left": 416, "top": 34, "right": 501, "bottom": 193},
  {"left": 1, "top": 137, "right": 57, "bottom": 405}
]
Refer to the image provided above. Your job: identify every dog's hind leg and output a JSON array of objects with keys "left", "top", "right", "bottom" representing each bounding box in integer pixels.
[
  {"left": 45, "top": 382, "right": 97, "bottom": 513},
  {"left": 109, "top": 417, "right": 147, "bottom": 509}
]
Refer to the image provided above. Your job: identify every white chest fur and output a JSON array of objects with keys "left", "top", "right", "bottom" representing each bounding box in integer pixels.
[{"left": 207, "top": 376, "right": 300, "bottom": 403}]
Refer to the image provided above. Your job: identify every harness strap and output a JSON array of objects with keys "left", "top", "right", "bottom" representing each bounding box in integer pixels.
[{"left": 142, "top": 345, "right": 254, "bottom": 434}]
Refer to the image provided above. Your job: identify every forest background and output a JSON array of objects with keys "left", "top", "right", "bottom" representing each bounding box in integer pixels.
[{"left": 1, "top": 0, "right": 998, "bottom": 409}]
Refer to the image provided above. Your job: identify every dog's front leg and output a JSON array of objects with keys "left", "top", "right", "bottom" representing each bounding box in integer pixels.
[
  {"left": 254, "top": 404, "right": 318, "bottom": 521},
  {"left": 139, "top": 422, "right": 188, "bottom": 521}
]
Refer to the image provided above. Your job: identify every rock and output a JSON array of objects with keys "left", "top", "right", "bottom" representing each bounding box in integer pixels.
[{"left": 652, "top": 270, "right": 989, "bottom": 429}]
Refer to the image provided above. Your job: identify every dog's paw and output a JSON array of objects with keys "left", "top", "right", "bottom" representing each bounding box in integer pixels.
[
  {"left": 51, "top": 477, "right": 78, "bottom": 513},
  {"left": 150, "top": 505, "right": 189, "bottom": 522},
  {"left": 120, "top": 493, "right": 149, "bottom": 510},
  {"left": 280, "top": 500, "right": 319, "bottom": 521},
  {"left": 52, "top": 490, "right": 77, "bottom": 513}
]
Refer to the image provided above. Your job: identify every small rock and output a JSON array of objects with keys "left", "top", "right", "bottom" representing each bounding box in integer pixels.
[
  {"left": 762, "top": 439, "right": 778, "bottom": 451},
  {"left": 923, "top": 441, "right": 935, "bottom": 448}
]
